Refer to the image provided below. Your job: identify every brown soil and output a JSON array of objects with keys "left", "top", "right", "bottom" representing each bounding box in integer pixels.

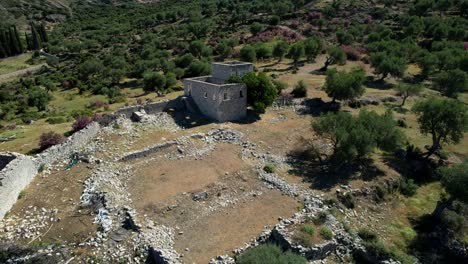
[
  {"left": 173, "top": 190, "right": 299, "bottom": 263},
  {"left": 129, "top": 143, "right": 249, "bottom": 207},
  {"left": 9, "top": 163, "right": 97, "bottom": 244}
]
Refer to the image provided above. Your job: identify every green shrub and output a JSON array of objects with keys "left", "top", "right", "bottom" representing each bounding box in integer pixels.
[
  {"left": 339, "top": 193, "right": 355, "bottom": 209},
  {"left": 319, "top": 227, "right": 333, "bottom": 240},
  {"left": 46, "top": 116, "right": 68, "bottom": 124},
  {"left": 400, "top": 179, "right": 419, "bottom": 197},
  {"left": 441, "top": 209, "right": 464, "bottom": 231},
  {"left": 237, "top": 244, "right": 307, "bottom": 264},
  {"left": 374, "top": 185, "right": 388, "bottom": 202},
  {"left": 313, "top": 212, "right": 328, "bottom": 225},
  {"left": 17, "top": 191, "right": 26, "bottom": 200},
  {"left": 293, "top": 230, "right": 313, "bottom": 247},
  {"left": 263, "top": 164, "right": 276, "bottom": 173},
  {"left": 362, "top": 240, "right": 392, "bottom": 259},
  {"left": 302, "top": 224, "right": 315, "bottom": 236},
  {"left": 292, "top": 80, "right": 307, "bottom": 98},
  {"left": 358, "top": 228, "right": 378, "bottom": 241}
]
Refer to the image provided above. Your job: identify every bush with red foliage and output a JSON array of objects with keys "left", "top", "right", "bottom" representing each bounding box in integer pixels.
[
  {"left": 89, "top": 100, "right": 105, "bottom": 109},
  {"left": 39, "top": 132, "right": 65, "bottom": 150},
  {"left": 306, "top": 11, "right": 322, "bottom": 21},
  {"left": 72, "top": 116, "right": 92, "bottom": 133},
  {"left": 247, "top": 27, "right": 303, "bottom": 44},
  {"left": 340, "top": 45, "right": 365, "bottom": 61}
]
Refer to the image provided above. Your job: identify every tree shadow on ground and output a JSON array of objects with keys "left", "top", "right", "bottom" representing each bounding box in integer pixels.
[
  {"left": 364, "top": 77, "right": 394, "bottom": 90},
  {"left": 296, "top": 97, "right": 340, "bottom": 117},
  {"left": 382, "top": 151, "right": 439, "bottom": 184},
  {"left": 308, "top": 68, "right": 327, "bottom": 75},
  {"left": 286, "top": 146, "right": 384, "bottom": 191},
  {"left": 167, "top": 108, "right": 260, "bottom": 129},
  {"left": 166, "top": 110, "right": 212, "bottom": 129}
]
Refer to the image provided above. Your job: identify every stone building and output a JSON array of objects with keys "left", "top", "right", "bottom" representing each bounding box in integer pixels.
[{"left": 183, "top": 61, "right": 253, "bottom": 122}]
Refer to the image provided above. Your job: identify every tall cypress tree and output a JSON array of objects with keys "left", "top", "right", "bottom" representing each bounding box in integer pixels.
[
  {"left": 8, "top": 27, "right": 20, "bottom": 55},
  {"left": 30, "top": 22, "right": 42, "bottom": 50},
  {"left": 4, "top": 29, "right": 12, "bottom": 56},
  {"left": 0, "top": 29, "right": 8, "bottom": 58},
  {"left": 13, "top": 26, "right": 23, "bottom": 52},
  {"left": 25, "top": 32, "right": 31, "bottom": 51},
  {"left": 39, "top": 23, "right": 48, "bottom": 43}
]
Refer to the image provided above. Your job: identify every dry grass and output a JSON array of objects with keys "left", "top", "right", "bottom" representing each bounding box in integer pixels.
[{"left": 0, "top": 54, "right": 33, "bottom": 75}]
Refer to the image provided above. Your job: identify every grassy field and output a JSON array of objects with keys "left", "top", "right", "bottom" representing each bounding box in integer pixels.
[
  {"left": 0, "top": 54, "right": 33, "bottom": 75},
  {"left": 386, "top": 183, "right": 443, "bottom": 263}
]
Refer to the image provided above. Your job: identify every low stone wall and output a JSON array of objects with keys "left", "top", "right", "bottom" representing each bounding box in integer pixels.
[
  {"left": 35, "top": 122, "right": 101, "bottom": 166},
  {"left": 0, "top": 122, "right": 101, "bottom": 220},
  {"left": 98, "top": 99, "right": 184, "bottom": 126},
  {"left": 0, "top": 98, "right": 185, "bottom": 221},
  {"left": 0, "top": 153, "right": 38, "bottom": 219},
  {"left": 120, "top": 140, "right": 178, "bottom": 162}
]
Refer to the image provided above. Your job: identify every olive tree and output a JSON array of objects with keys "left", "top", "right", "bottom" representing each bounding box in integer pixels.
[
  {"left": 412, "top": 98, "right": 467, "bottom": 157},
  {"left": 323, "top": 67, "right": 366, "bottom": 103},
  {"left": 395, "top": 83, "right": 423, "bottom": 107}
]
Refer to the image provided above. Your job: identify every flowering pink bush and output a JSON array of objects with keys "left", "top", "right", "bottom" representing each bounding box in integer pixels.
[
  {"left": 39, "top": 132, "right": 65, "bottom": 150},
  {"left": 89, "top": 100, "right": 105, "bottom": 109},
  {"left": 340, "top": 45, "right": 365, "bottom": 61},
  {"left": 72, "top": 116, "right": 92, "bottom": 133},
  {"left": 364, "top": 16, "right": 373, "bottom": 24},
  {"left": 306, "top": 11, "right": 322, "bottom": 21},
  {"left": 290, "top": 20, "right": 300, "bottom": 29},
  {"left": 247, "top": 27, "right": 303, "bottom": 43}
]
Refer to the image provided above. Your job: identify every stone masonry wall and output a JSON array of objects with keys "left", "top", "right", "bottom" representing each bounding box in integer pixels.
[
  {"left": 0, "top": 122, "right": 101, "bottom": 220},
  {"left": 97, "top": 99, "right": 184, "bottom": 126},
  {"left": 211, "top": 62, "right": 253, "bottom": 81},
  {"left": 184, "top": 78, "right": 247, "bottom": 122},
  {"left": 0, "top": 153, "right": 39, "bottom": 219},
  {"left": 0, "top": 98, "right": 183, "bottom": 221}
]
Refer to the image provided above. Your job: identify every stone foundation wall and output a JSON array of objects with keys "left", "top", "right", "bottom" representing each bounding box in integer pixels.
[
  {"left": 0, "top": 153, "right": 38, "bottom": 219},
  {"left": 97, "top": 99, "right": 184, "bottom": 126},
  {"left": 0, "top": 98, "right": 184, "bottom": 221},
  {"left": 0, "top": 123, "right": 102, "bottom": 220}
]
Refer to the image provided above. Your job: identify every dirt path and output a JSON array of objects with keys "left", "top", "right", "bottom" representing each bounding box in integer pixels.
[{"left": 0, "top": 63, "right": 47, "bottom": 82}]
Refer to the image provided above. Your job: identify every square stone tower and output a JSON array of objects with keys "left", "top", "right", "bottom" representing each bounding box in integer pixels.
[{"left": 183, "top": 61, "right": 254, "bottom": 122}]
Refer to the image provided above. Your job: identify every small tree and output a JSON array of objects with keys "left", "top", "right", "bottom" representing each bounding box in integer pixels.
[
  {"left": 433, "top": 69, "right": 467, "bottom": 98},
  {"left": 313, "top": 110, "right": 403, "bottom": 166},
  {"left": 273, "top": 41, "right": 289, "bottom": 62},
  {"left": 238, "top": 72, "right": 277, "bottom": 112},
  {"left": 303, "top": 36, "right": 322, "bottom": 62},
  {"left": 143, "top": 72, "right": 166, "bottom": 96},
  {"left": 395, "top": 83, "right": 423, "bottom": 107},
  {"left": 370, "top": 52, "right": 407, "bottom": 81},
  {"left": 240, "top": 45, "right": 257, "bottom": 62},
  {"left": 39, "top": 131, "right": 65, "bottom": 150},
  {"left": 412, "top": 98, "right": 467, "bottom": 157},
  {"left": 323, "top": 67, "right": 366, "bottom": 103},
  {"left": 292, "top": 80, "right": 307, "bottom": 98},
  {"left": 321, "top": 46, "right": 346, "bottom": 71},
  {"left": 287, "top": 42, "right": 305, "bottom": 68},
  {"left": 249, "top": 22, "right": 264, "bottom": 35},
  {"left": 28, "top": 88, "right": 52, "bottom": 111}
]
